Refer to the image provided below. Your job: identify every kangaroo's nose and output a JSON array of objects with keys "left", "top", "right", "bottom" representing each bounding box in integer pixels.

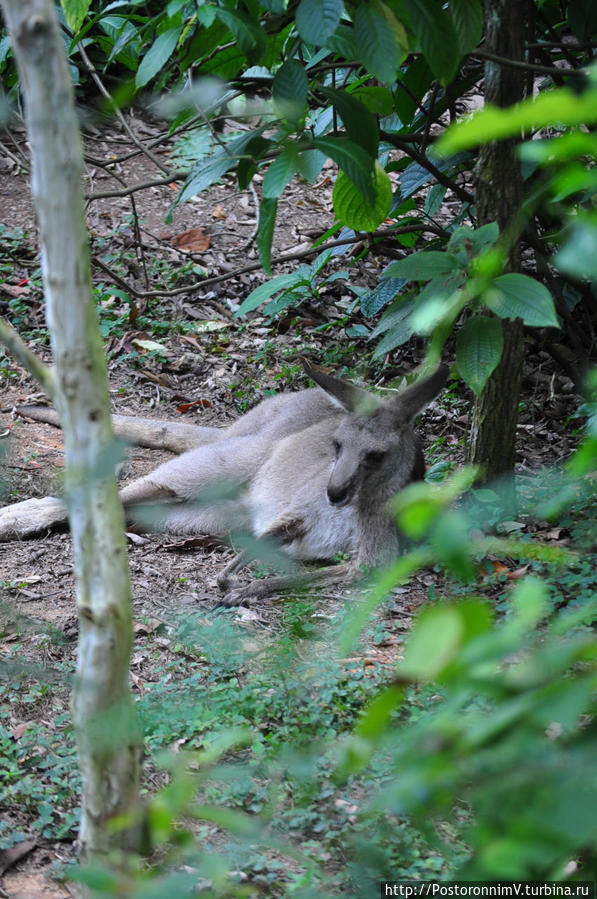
[{"left": 327, "top": 483, "right": 351, "bottom": 506}]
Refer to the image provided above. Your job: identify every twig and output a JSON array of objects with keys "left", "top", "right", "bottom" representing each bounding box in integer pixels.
[
  {"left": 85, "top": 171, "right": 186, "bottom": 201},
  {"left": 0, "top": 137, "right": 28, "bottom": 172},
  {"left": 91, "top": 223, "right": 447, "bottom": 300},
  {"left": 240, "top": 182, "right": 260, "bottom": 251},
  {"left": 472, "top": 48, "right": 584, "bottom": 78},
  {"left": 0, "top": 316, "right": 55, "bottom": 398},
  {"left": 76, "top": 40, "right": 173, "bottom": 176},
  {"left": 84, "top": 156, "right": 150, "bottom": 287},
  {"left": 421, "top": 81, "right": 439, "bottom": 155},
  {"left": 379, "top": 132, "right": 475, "bottom": 205}
]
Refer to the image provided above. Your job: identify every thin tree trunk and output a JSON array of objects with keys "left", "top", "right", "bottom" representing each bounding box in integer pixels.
[
  {"left": 470, "top": 0, "right": 527, "bottom": 485},
  {"left": 0, "top": 0, "right": 143, "bottom": 860}
]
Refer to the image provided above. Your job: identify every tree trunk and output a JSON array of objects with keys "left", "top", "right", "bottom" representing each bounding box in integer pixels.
[
  {"left": 470, "top": 0, "right": 527, "bottom": 483},
  {"left": 0, "top": 0, "right": 143, "bottom": 861}
]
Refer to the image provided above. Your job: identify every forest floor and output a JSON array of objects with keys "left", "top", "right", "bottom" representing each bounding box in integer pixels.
[{"left": 0, "top": 115, "right": 581, "bottom": 897}]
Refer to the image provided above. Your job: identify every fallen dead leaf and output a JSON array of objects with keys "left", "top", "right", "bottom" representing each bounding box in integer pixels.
[
  {"left": 131, "top": 337, "right": 171, "bottom": 355},
  {"left": 176, "top": 398, "right": 212, "bottom": 414},
  {"left": 134, "top": 618, "right": 163, "bottom": 636},
  {"left": 10, "top": 721, "right": 36, "bottom": 740},
  {"left": 212, "top": 204, "right": 226, "bottom": 219},
  {"left": 171, "top": 226, "right": 210, "bottom": 252}
]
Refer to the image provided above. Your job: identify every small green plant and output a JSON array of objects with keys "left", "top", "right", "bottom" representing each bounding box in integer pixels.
[{"left": 234, "top": 249, "right": 350, "bottom": 321}]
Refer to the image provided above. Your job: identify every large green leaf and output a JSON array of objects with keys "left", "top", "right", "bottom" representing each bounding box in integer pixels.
[
  {"left": 382, "top": 251, "right": 461, "bottom": 281},
  {"left": 296, "top": 0, "right": 343, "bottom": 45},
  {"left": 456, "top": 315, "right": 504, "bottom": 396},
  {"left": 263, "top": 149, "right": 298, "bottom": 199},
  {"left": 353, "top": 3, "right": 402, "bottom": 84},
  {"left": 320, "top": 87, "right": 378, "bottom": 158},
  {"left": 272, "top": 59, "right": 309, "bottom": 123},
  {"left": 61, "top": 0, "right": 91, "bottom": 33},
  {"left": 400, "top": 605, "right": 465, "bottom": 680},
  {"left": 136, "top": 27, "right": 182, "bottom": 89},
  {"left": 313, "top": 136, "right": 376, "bottom": 204},
  {"left": 333, "top": 162, "right": 392, "bottom": 231},
  {"left": 449, "top": 0, "right": 482, "bottom": 54},
  {"left": 257, "top": 198, "right": 277, "bottom": 274},
  {"left": 402, "top": 0, "right": 460, "bottom": 85},
  {"left": 487, "top": 274, "right": 560, "bottom": 329}
]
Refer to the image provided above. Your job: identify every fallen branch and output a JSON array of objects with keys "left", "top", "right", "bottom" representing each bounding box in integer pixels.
[{"left": 91, "top": 222, "right": 448, "bottom": 300}]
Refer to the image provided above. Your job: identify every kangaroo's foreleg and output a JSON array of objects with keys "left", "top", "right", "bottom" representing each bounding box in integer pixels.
[
  {"left": 120, "top": 432, "right": 272, "bottom": 508},
  {"left": 218, "top": 561, "right": 359, "bottom": 607}
]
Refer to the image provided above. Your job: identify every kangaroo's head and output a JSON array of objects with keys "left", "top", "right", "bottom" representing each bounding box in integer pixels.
[{"left": 303, "top": 360, "right": 448, "bottom": 509}]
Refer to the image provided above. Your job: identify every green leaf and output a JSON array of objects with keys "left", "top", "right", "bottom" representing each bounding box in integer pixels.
[
  {"left": 371, "top": 298, "right": 415, "bottom": 358},
  {"left": 456, "top": 315, "right": 503, "bottom": 396},
  {"left": 176, "top": 130, "right": 266, "bottom": 205},
  {"left": 487, "top": 274, "right": 560, "bottom": 329},
  {"left": 393, "top": 56, "right": 433, "bottom": 126},
  {"left": 235, "top": 273, "right": 300, "bottom": 317},
  {"left": 554, "top": 224, "right": 597, "bottom": 282},
  {"left": 320, "top": 87, "right": 378, "bottom": 158},
  {"left": 313, "top": 136, "right": 376, "bottom": 204},
  {"left": 424, "top": 183, "right": 447, "bottom": 217},
  {"left": 273, "top": 59, "right": 308, "bottom": 123},
  {"left": 401, "top": 605, "right": 464, "bottom": 680},
  {"left": 448, "top": 222, "right": 499, "bottom": 256},
  {"left": 353, "top": 4, "right": 401, "bottom": 84},
  {"left": 402, "top": 0, "right": 460, "bottom": 84},
  {"left": 237, "top": 136, "right": 272, "bottom": 190},
  {"left": 296, "top": 0, "right": 343, "bottom": 45},
  {"left": 382, "top": 251, "right": 461, "bottom": 281},
  {"left": 438, "top": 87, "right": 597, "bottom": 154},
  {"left": 333, "top": 162, "right": 392, "bottom": 231},
  {"left": 61, "top": 0, "right": 91, "bottom": 33},
  {"left": 360, "top": 277, "right": 407, "bottom": 317},
  {"left": 257, "top": 198, "right": 277, "bottom": 274},
  {"left": 327, "top": 23, "right": 356, "bottom": 58},
  {"left": 136, "top": 27, "right": 182, "bottom": 89},
  {"left": 216, "top": 8, "right": 266, "bottom": 63},
  {"left": 263, "top": 150, "right": 298, "bottom": 199},
  {"left": 296, "top": 149, "right": 326, "bottom": 182},
  {"left": 351, "top": 85, "right": 395, "bottom": 117},
  {"left": 449, "top": 0, "right": 482, "bottom": 54}
]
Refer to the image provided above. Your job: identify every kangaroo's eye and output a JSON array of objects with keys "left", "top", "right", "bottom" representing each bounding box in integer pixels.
[
  {"left": 332, "top": 440, "right": 341, "bottom": 455},
  {"left": 366, "top": 450, "right": 387, "bottom": 466}
]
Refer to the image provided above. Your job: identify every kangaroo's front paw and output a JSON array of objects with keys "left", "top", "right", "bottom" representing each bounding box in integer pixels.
[{"left": 212, "top": 586, "right": 255, "bottom": 609}]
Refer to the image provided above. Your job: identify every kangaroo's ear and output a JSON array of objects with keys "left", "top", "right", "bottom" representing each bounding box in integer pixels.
[
  {"left": 300, "top": 357, "right": 373, "bottom": 412},
  {"left": 392, "top": 364, "right": 449, "bottom": 421}
]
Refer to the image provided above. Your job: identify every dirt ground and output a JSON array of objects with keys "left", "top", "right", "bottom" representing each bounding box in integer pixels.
[{"left": 0, "top": 114, "right": 580, "bottom": 897}]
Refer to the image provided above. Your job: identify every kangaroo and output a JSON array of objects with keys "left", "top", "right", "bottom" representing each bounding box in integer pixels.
[{"left": 1, "top": 361, "right": 448, "bottom": 603}]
